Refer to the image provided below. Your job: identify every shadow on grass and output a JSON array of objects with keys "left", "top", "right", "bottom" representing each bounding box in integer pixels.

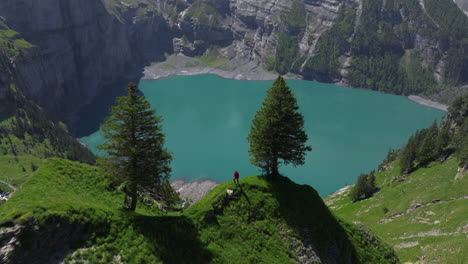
[
  {"left": 2, "top": 209, "right": 213, "bottom": 264},
  {"left": 132, "top": 214, "right": 213, "bottom": 264},
  {"left": 264, "top": 175, "right": 359, "bottom": 263},
  {"left": 235, "top": 183, "right": 251, "bottom": 205}
]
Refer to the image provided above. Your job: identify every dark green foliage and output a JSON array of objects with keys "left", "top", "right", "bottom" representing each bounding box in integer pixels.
[
  {"left": 98, "top": 83, "right": 172, "bottom": 211},
  {"left": 268, "top": 33, "right": 301, "bottom": 75},
  {"left": 416, "top": 121, "right": 439, "bottom": 166},
  {"left": 185, "top": 0, "right": 222, "bottom": 26},
  {"left": 281, "top": 1, "right": 306, "bottom": 29},
  {"left": 454, "top": 117, "right": 468, "bottom": 166},
  {"left": 399, "top": 123, "right": 439, "bottom": 174},
  {"left": 448, "top": 93, "right": 468, "bottom": 126},
  {"left": 401, "top": 51, "right": 437, "bottom": 95},
  {"left": 423, "top": 0, "right": 468, "bottom": 85},
  {"left": 351, "top": 171, "right": 378, "bottom": 202},
  {"left": 0, "top": 84, "right": 94, "bottom": 164},
  {"left": 303, "top": 4, "right": 356, "bottom": 81},
  {"left": 348, "top": 0, "right": 406, "bottom": 93},
  {"left": 399, "top": 94, "right": 468, "bottom": 173},
  {"left": 443, "top": 93, "right": 468, "bottom": 166},
  {"left": 344, "top": 0, "right": 468, "bottom": 95},
  {"left": 248, "top": 76, "right": 312, "bottom": 176},
  {"left": 267, "top": 1, "right": 307, "bottom": 75},
  {"left": 457, "top": 119, "right": 468, "bottom": 167}
]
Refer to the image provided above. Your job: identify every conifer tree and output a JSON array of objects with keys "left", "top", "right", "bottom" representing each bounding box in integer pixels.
[
  {"left": 247, "top": 76, "right": 312, "bottom": 176},
  {"left": 400, "top": 134, "right": 417, "bottom": 175},
  {"left": 417, "top": 121, "right": 438, "bottom": 166},
  {"left": 98, "top": 83, "right": 172, "bottom": 211},
  {"left": 351, "top": 171, "right": 377, "bottom": 202}
]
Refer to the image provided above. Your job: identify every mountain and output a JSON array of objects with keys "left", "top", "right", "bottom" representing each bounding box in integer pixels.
[
  {"left": 0, "top": 0, "right": 467, "bottom": 135},
  {"left": 0, "top": 158, "right": 398, "bottom": 263},
  {"left": 325, "top": 94, "right": 468, "bottom": 263}
]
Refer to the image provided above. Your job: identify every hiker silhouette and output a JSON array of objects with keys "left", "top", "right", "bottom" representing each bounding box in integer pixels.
[{"left": 233, "top": 171, "right": 239, "bottom": 184}]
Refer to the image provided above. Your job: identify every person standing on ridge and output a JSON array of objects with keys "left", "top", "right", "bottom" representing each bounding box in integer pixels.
[{"left": 233, "top": 171, "right": 240, "bottom": 184}]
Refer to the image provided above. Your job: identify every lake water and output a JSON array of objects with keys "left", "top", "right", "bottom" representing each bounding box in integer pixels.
[{"left": 80, "top": 75, "right": 445, "bottom": 196}]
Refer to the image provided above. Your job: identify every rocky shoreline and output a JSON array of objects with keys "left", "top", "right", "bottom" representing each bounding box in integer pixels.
[
  {"left": 407, "top": 95, "right": 448, "bottom": 112},
  {"left": 142, "top": 54, "right": 294, "bottom": 82},
  {"left": 143, "top": 55, "right": 451, "bottom": 113}
]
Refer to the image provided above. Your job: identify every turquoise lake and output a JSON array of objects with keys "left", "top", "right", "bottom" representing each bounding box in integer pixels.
[{"left": 80, "top": 74, "right": 445, "bottom": 196}]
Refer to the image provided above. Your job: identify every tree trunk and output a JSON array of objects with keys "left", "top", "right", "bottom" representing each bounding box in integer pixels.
[
  {"left": 129, "top": 184, "right": 138, "bottom": 211},
  {"left": 124, "top": 194, "right": 129, "bottom": 209},
  {"left": 271, "top": 159, "right": 279, "bottom": 177}
]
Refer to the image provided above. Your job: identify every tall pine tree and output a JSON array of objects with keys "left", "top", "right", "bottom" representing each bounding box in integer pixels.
[
  {"left": 247, "top": 76, "right": 312, "bottom": 176},
  {"left": 98, "top": 83, "right": 172, "bottom": 211}
]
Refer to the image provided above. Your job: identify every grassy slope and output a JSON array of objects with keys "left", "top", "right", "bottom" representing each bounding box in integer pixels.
[
  {"left": 0, "top": 158, "right": 397, "bottom": 263},
  {"left": 0, "top": 159, "right": 211, "bottom": 264},
  {"left": 187, "top": 175, "right": 397, "bottom": 263},
  {"left": 325, "top": 157, "right": 468, "bottom": 263},
  {"left": 0, "top": 154, "right": 43, "bottom": 192}
]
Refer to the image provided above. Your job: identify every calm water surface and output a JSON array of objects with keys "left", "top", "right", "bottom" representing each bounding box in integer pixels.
[{"left": 80, "top": 75, "right": 445, "bottom": 196}]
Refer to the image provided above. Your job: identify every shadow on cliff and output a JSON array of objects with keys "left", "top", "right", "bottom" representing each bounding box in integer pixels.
[
  {"left": 73, "top": 71, "right": 144, "bottom": 138},
  {"left": 265, "top": 175, "right": 359, "bottom": 263}
]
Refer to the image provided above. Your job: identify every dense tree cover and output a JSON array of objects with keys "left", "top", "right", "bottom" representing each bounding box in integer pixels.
[
  {"left": 450, "top": 94, "right": 468, "bottom": 166},
  {"left": 98, "top": 83, "right": 172, "bottom": 211},
  {"left": 400, "top": 121, "right": 446, "bottom": 174},
  {"left": 423, "top": 0, "right": 468, "bottom": 85},
  {"left": 281, "top": 0, "right": 306, "bottom": 30},
  {"left": 400, "top": 94, "right": 468, "bottom": 174},
  {"left": 0, "top": 84, "right": 95, "bottom": 164},
  {"left": 185, "top": 0, "right": 223, "bottom": 26},
  {"left": 303, "top": 4, "right": 356, "bottom": 81},
  {"left": 248, "top": 76, "right": 312, "bottom": 176},
  {"left": 456, "top": 117, "right": 468, "bottom": 166},
  {"left": 269, "top": 33, "right": 301, "bottom": 75},
  {"left": 351, "top": 171, "right": 377, "bottom": 202},
  {"left": 268, "top": 0, "right": 468, "bottom": 95},
  {"left": 266, "top": 1, "right": 306, "bottom": 75},
  {"left": 348, "top": 0, "right": 408, "bottom": 94},
  {"left": 343, "top": 0, "right": 468, "bottom": 95},
  {"left": 448, "top": 93, "right": 468, "bottom": 126}
]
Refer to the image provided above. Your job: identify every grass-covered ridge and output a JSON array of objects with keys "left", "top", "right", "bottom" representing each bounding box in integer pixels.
[
  {"left": 325, "top": 157, "right": 468, "bottom": 263},
  {"left": 0, "top": 159, "right": 398, "bottom": 263}
]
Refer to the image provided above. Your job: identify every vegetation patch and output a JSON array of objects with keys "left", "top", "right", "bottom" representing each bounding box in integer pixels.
[
  {"left": 303, "top": 4, "right": 356, "bottom": 81},
  {"left": 185, "top": 47, "right": 231, "bottom": 70},
  {"left": 185, "top": 0, "right": 222, "bottom": 27}
]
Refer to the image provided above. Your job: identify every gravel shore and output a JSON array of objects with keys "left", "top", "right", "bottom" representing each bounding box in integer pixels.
[
  {"left": 143, "top": 54, "right": 450, "bottom": 113},
  {"left": 142, "top": 54, "right": 293, "bottom": 81},
  {"left": 407, "top": 95, "right": 448, "bottom": 112}
]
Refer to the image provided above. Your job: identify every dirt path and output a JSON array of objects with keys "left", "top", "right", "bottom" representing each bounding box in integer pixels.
[
  {"left": 378, "top": 195, "right": 468, "bottom": 224},
  {"left": 0, "top": 181, "right": 16, "bottom": 192}
]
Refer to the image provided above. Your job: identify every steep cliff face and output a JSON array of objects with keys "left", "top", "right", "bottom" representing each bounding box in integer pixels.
[
  {"left": 0, "top": 0, "right": 174, "bottom": 125},
  {"left": 0, "top": 0, "right": 466, "bottom": 135}
]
